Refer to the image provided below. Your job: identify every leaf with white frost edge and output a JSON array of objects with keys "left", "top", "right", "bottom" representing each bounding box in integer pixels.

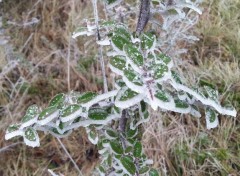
[
  {"left": 37, "top": 107, "right": 59, "bottom": 125},
  {"left": 115, "top": 88, "right": 145, "bottom": 109},
  {"left": 23, "top": 127, "right": 40, "bottom": 147},
  {"left": 60, "top": 104, "right": 82, "bottom": 122},
  {"left": 205, "top": 107, "right": 219, "bottom": 129},
  {"left": 5, "top": 124, "right": 23, "bottom": 140}
]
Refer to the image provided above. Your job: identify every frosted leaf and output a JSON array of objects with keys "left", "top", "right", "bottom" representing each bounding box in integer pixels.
[
  {"left": 115, "top": 88, "right": 145, "bottom": 109},
  {"left": 139, "top": 166, "right": 150, "bottom": 174},
  {"left": 23, "top": 127, "right": 40, "bottom": 147},
  {"left": 88, "top": 108, "right": 108, "bottom": 120},
  {"left": 120, "top": 156, "right": 136, "bottom": 175},
  {"left": 114, "top": 26, "right": 131, "bottom": 40},
  {"left": 77, "top": 92, "right": 98, "bottom": 104},
  {"left": 141, "top": 32, "right": 156, "bottom": 51},
  {"left": 205, "top": 107, "right": 219, "bottom": 129},
  {"left": 153, "top": 63, "right": 168, "bottom": 79},
  {"left": 37, "top": 107, "right": 59, "bottom": 125},
  {"left": 100, "top": 20, "right": 116, "bottom": 28},
  {"left": 5, "top": 124, "right": 23, "bottom": 140},
  {"left": 60, "top": 104, "right": 82, "bottom": 122},
  {"left": 87, "top": 129, "right": 99, "bottom": 145},
  {"left": 203, "top": 86, "right": 219, "bottom": 102},
  {"left": 109, "top": 56, "right": 126, "bottom": 71},
  {"left": 170, "top": 80, "right": 237, "bottom": 117},
  {"left": 133, "top": 141, "right": 142, "bottom": 158},
  {"left": 20, "top": 105, "right": 39, "bottom": 129},
  {"left": 149, "top": 168, "right": 159, "bottom": 176},
  {"left": 48, "top": 128, "right": 72, "bottom": 138},
  {"left": 155, "top": 90, "right": 170, "bottom": 102},
  {"left": 123, "top": 44, "right": 144, "bottom": 66},
  {"left": 49, "top": 93, "right": 65, "bottom": 107},
  {"left": 111, "top": 34, "right": 130, "bottom": 51},
  {"left": 123, "top": 69, "right": 143, "bottom": 86},
  {"left": 110, "top": 140, "right": 123, "bottom": 154}
]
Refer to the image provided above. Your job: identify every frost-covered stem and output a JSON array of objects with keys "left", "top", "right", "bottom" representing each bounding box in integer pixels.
[
  {"left": 119, "top": 109, "right": 127, "bottom": 149},
  {"left": 57, "top": 138, "right": 83, "bottom": 176},
  {"left": 91, "top": 0, "right": 108, "bottom": 93},
  {"left": 136, "top": 0, "right": 150, "bottom": 36}
]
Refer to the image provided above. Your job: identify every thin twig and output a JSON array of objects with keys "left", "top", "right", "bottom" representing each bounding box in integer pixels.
[
  {"left": 119, "top": 109, "right": 127, "bottom": 149},
  {"left": 91, "top": 0, "right": 108, "bottom": 93},
  {"left": 0, "top": 142, "right": 23, "bottom": 153},
  {"left": 57, "top": 138, "right": 83, "bottom": 176}
]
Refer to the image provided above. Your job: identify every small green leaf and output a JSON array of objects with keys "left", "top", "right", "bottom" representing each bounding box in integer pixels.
[
  {"left": 114, "top": 27, "right": 131, "bottom": 40},
  {"left": 124, "top": 44, "right": 144, "bottom": 66},
  {"left": 98, "top": 165, "right": 105, "bottom": 173},
  {"left": 133, "top": 141, "right": 142, "bottom": 157},
  {"left": 7, "top": 124, "right": 21, "bottom": 133},
  {"left": 77, "top": 92, "right": 97, "bottom": 104},
  {"left": 120, "top": 156, "right": 136, "bottom": 175},
  {"left": 203, "top": 86, "right": 218, "bottom": 102},
  {"left": 153, "top": 64, "right": 168, "bottom": 79},
  {"left": 88, "top": 108, "right": 108, "bottom": 120},
  {"left": 61, "top": 104, "right": 81, "bottom": 117},
  {"left": 141, "top": 32, "right": 155, "bottom": 50},
  {"left": 174, "top": 99, "right": 189, "bottom": 109},
  {"left": 139, "top": 166, "right": 149, "bottom": 174},
  {"left": 24, "top": 127, "right": 40, "bottom": 147},
  {"left": 22, "top": 114, "right": 36, "bottom": 123},
  {"left": 205, "top": 107, "right": 218, "bottom": 129},
  {"left": 26, "top": 105, "right": 39, "bottom": 115},
  {"left": 157, "top": 54, "right": 171, "bottom": 65},
  {"left": 125, "top": 146, "right": 133, "bottom": 153},
  {"left": 106, "top": 129, "right": 118, "bottom": 138},
  {"left": 38, "top": 106, "right": 58, "bottom": 120},
  {"left": 124, "top": 69, "right": 143, "bottom": 86},
  {"left": 112, "top": 34, "right": 130, "bottom": 51},
  {"left": 120, "top": 89, "right": 138, "bottom": 101},
  {"left": 101, "top": 20, "right": 116, "bottom": 27},
  {"left": 149, "top": 169, "right": 159, "bottom": 176},
  {"left": 110, "top": 140, "right": 124, "bottom": 154},
  {"left": 110, "top": 56, "right": 126, "bottom": 71},
  {"left": 49, "top": 93, "right": 65, "bottom": 107},
  {"left": 171, "top": 71, "right": 182, "bottom": 84},
  {"left": 126, "top": 127, "right": 138, "bottom": 138},
  {"left": 107, "top": 154, "right": 112, "bottom": 166},
  {"left": 155, "top": 90, "right": 170, "bottom": 102}
]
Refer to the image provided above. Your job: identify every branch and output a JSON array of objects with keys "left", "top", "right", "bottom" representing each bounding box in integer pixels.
[{"left": 136, "top": 0, "right": 151, "bottom": 36}]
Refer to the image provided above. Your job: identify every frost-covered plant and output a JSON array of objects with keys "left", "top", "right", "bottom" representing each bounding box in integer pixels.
[{"left": 5, "top": 0, "right": 237, "bottom": 175}]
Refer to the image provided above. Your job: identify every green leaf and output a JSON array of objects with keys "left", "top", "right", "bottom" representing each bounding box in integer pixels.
[
  {"left": 110, "top": 140, "right": 123, "bottom": 154},
  {"left": 110, "top": 56, "right": 126, "bottom": 71},
  {"left": 61, "top": 104, "right": 81, "bottom": 117},
  {"left": 26, "top": 105, "right": 39, "bottom": 115},
  {"left": 171, "top": 71, "right": 182, "bottom": 84},
  {"left": 23, "top": 127, "right": 39, "bottom": 147},
  {"left": 120, "top": 89, "right": 138, "bottom": 101},
  {"left": 124, "top": 69, "right": 143, "bottom": 86},
  {"left": 21, "top": 114, "right": 36, "bottom": 123},
  {"left": 139, "top": 166, "right": 149, "bottom": 174},
  {"left": 77, "top": 92, "right": 97, "bottom": 104},
  {"left": 149, "top": 169, "right": 159, "bottom": 176},
  {"left": 107, "top": 154, "right": 112, "bottom": 166},
  {"left": 133, "top": 141, "right": 142, "bottom": 157},
  {"left": 205, "top": 107, "right": 218, "bottom": 129},
  {"left": 38, "top": 106, "right": 58, "bottom": 120},
  {"left": 126, "top": 127, "right": 138, "bottom": 138},
  {"left": 98, "top": 165, "right": 105, "bottom": 173},
  {"left": 114, "top": 27, "right": 131, "bottom": 40},
  {"left": 155, "top": 90, "right": 170, "bottom": 102},
  {"left": 174, "top": 99, "right": 189, "bottom": 109},
  {"left": 106, "top": 129, "right": 118, "bottom": 138},
  {"left": 101, "top": 20, "right": 116, "bottom": 27},
  {"left": 120, "top": 156, "right": 136, "bottom": 175},
  {"left": 203, "top": 86, "right": 218, "bottom": 102},
  {"left": 157, "top": 54, "right": 171, "bottom": 65},
  {"left": 141, "top": 32, "right": 155, "bottom": 50},
  {"left": 125, "top": 146, "right": 133, "bottom": 153},
  {"left": 112, "top": 34, "right": 130, "bottom": 51},
  {"left": 7, "top": 124, "right": 21, "bottom": 133},
  {"left": 153, "top": 64, "right": 168, "bottom": 79},
  {"left": 88, "top": 108, "right": 108, "bottom": 120},
  {"left": 49, "top": 93, "right": 65, "bottom": 107},
  {"left": 124, "top": 44, "right": 144, "bottom": 66}
]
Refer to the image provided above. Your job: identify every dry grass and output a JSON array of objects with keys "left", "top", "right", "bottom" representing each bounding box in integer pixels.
[{"left": 0, "top": 0, "right": 239, "bottom": 176}]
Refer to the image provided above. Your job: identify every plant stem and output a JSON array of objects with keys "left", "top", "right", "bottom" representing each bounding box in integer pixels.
[
  {"left": 91, "top": 0, "right": 108, "bottom": 93},
  {"left": 136, "top": 0, "right": 150, "bottom": 36}
]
